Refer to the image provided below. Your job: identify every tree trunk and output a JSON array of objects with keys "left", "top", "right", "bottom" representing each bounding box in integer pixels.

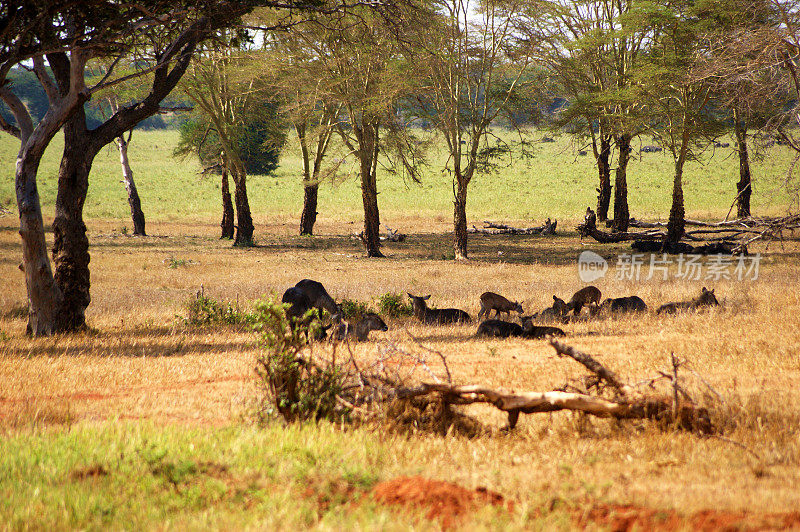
[
  {"left": 358, "top": 123, "right": 383, "bottom": 257},
  {"left": 360, "top": 163, "right": 383, "bottom": 257},
  {"left": 597, "top": 135, "right": 611, "bottom": 222},
  {"left": 220, "top": 168, "right": 234, "bottom": 239},
  {"left": 596, "top": 135, "right": 612, "bottom": 222},
  {"left": 733, "top": 110, "right": 752, "bottom": 219},
  {"left": 454, "top": 178, "right": 469, "bottom": 260},
  {"left": 52, "top": 110, "right": 93, "bottom": 333},
  {"left": 17, "top": 148, "right": 64, "bottom": 336},
  {"left": 666, "top": 158, "right": 686, "bottom": 244},
  {"left": 116, "top": 134, "right": 146, "bottom": 236},
  {"left": 613, "top": 133, "right": 631, "bottom": 232},
  {"left": 232, "top": 170, "right": 254, "bottom": 246},
  {"left": 300, "top": 182, "right": 318, "bottom": 235}
]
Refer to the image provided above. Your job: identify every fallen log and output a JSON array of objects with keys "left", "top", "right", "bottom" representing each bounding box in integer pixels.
[
  {"left": 379, "top": 338, "right": 713, "bottom": 433},
  {"left": 631, "top": 240, "right": 744, "bottom": 255},
  {"left": 469, "top": 219, "right": 557, "bottom": 235}
]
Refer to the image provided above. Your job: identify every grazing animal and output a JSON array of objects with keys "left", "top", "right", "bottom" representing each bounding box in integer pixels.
[
  {"left": 332, "top": 312, "right": 388, "bottom": 342},
  {"left": 657, "top": 287, "right": 720, "bottom": 314},
  {"left": 295, "top": 279, "right": 340, "bottom": 316},
  {"left": 478, "top": 292, "right": 523, "bottom": 320},
  {"left": 407, "top": 294, "right": 471, "bottom": 324},
  {"left": 475, "top": 319, "right": 524, "bottom": 338},
  {"left": 282, "top": 287, "right": 312, "bottom": 322},
  {"left": 282, "top": 287, "right": 329, "bottom": 339},
  {"left": 600, "top": 296, "right": 647, "bottom": 314},
  {"left": 567, "top": 286, "right": 602, "bottom": 315}
]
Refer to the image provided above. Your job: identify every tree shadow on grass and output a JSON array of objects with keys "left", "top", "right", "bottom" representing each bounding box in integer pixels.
[
  {"left": 256, "top": 231, "right": 621, "bottom": 267},
  {"left": 2, "top": 325, "right": 257, "bottom": 358}
]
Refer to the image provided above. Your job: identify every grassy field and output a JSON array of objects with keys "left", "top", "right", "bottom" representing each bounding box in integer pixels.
[
  {"left": 2, "top": 129, "right": 800, "bottom": 529},
  {"left": 1, "top": 129, "right": 798, "bottom": 231}
]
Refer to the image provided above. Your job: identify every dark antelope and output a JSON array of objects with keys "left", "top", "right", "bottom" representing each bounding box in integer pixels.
[
  {"left": 407, "top": 294, "right": 471, "bottom": 325},
  {"left": 476, "top": 318, "right": 565, "bottom": 339},
  {"left": 600, "top": 296, "right": 647, "bottom": 314},
  {"left": 530, "top": 296, "right": 568, "bottom": 323},
  {"left": 657, "top": 287, "right": 720, "bottom": 314}
]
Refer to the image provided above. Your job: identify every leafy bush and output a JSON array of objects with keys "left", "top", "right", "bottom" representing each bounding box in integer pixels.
[
  {"left": 377, "top": 292, "right": 413, "bottom": 318},
  {"left": 338, "top": 298, "right": 374, "bottom": 319},
  {"left": 167, "top": 257, "right": 189, "bottom": 269},
  {"left": 181, "top": 292, "right": 251, "bottom": 326},
  {"left": 252, "top": 299, "right": 346, "bottom": 423}
]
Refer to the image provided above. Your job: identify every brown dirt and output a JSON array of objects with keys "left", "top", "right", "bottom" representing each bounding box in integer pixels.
[
  {"left": 371, "top": 475, "right": 510, "bottom": 529},
  {"left": 371, "top": 477, "right": 800, "bottom": 530},
  {"left": 577, "top": 502, "right": 800, "bottom": 531}
]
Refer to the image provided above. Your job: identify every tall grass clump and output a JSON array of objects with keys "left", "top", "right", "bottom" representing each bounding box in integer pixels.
[{"left": 252, "top": 298, "right": 347, "bottom": 423}]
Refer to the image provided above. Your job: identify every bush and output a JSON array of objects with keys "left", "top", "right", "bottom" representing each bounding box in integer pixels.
[
  {"left": 181, "top": 291, "right": 251, "bottom": 326},
  {"left": 338, "top": 298, "right": 374, "bottom": 319},
  {"left": 252, "top": 298, "right": 347, "bottom": 423},
  {"left": 377, "top": 292, "right": 413, "bottom": 318}
]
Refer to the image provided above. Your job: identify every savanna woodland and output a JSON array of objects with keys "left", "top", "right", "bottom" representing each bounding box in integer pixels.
[{"left": 3, "top": 0, "right": 800, "bottom": 529}]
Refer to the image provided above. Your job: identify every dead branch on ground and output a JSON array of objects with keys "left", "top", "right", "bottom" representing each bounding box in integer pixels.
[
  {"left": 268, "top": 332, "right": 715, "bottom": 435},
  {"left": 469, "top": 219, "right": 557, "bottom": 235},
  {"left": 579, "top": 207, "right": 800, "bottom": 253}
]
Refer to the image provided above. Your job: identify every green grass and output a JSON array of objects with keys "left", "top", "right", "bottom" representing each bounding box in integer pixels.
[
  {"left": 1, "top": 129, "right": 797, "bottom": 227},
  {"left": 0, "top": 421, "right": 520, "bottom": 530}
]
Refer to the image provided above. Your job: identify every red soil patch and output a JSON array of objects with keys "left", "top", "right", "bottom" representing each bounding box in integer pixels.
[
  {"left": 578, "top": 502, "right": 800, "bottom": 531},
  {"left": 372, "top": 475, "right": 510, "bottom": 529}
]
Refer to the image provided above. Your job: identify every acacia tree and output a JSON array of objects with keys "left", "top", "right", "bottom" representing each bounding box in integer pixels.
[
  {"left": 0, "top": 0, "right": 372, "bottom": 335},
  {"left": 689, "top": 0, "right": 779, "bottom": 220},
  {"left": 180, "top": 40, "right": 286, "bottom": 246},
  {"left": 413, "top": 0, "right": 531, "bottom": 260},
  {"left": 635, "top": 1, "right": 722, "bottom": 244},
  {"left": 0, "top": 2, "right": 260, "bottom": 334},
  {"left": 95, "top": 90, "right": 152, "bottom": 236},
  {"left": 285, "top": 8, "right": 421, "bottom": 256},
  {"left": 264, "top": 37, "right": 344, "bottom": 236},
  {"left": 517, "top": 0, "right": 651, "bottom": 230}
]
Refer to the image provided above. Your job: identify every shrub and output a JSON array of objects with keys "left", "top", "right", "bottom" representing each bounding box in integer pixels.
[
  {"left": 338, "top": 298, "right": 374, "bottom": 319},
  {"left": 252, "top": 298, "right": 347, "bottom": 423},
  {"left": 377, "top": 292, "right": 413, "bottom": 318},
  {"left": 167, "top": 257, "right": 189, "bottom": 269},
  {"left": 181, "top": 291, "right": 251, "bottom": 326}
]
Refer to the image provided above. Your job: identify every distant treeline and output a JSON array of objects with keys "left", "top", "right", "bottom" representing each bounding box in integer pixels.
[{"left": 0, "top": 68, "right": 188, "bottom": 131}]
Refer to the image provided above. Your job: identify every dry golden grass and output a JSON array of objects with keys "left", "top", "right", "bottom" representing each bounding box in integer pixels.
[{"left": 2, "top": 217, "right": 800, "bottom": 518}]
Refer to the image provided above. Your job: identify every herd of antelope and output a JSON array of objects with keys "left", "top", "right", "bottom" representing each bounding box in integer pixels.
[{"left": 281, "top": 279, "right": 721, "bottom": 342}]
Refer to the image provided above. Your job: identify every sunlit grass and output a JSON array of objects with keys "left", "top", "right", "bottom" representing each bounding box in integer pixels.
[{"left": 1, "top": 129, "right": 797, "bottom": 230}]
